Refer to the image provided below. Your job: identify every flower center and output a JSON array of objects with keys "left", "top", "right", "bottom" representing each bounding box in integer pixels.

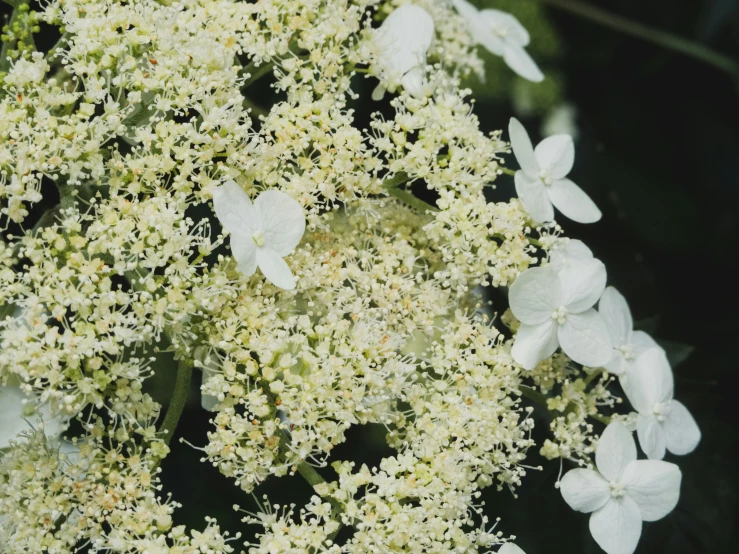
[
  {"left": 492, "top": 24, "right": 509, "bottom": 39},
  {"left": 619, "top": 343, "right": 635, "bottom": 360},
  {"left": 609, "top": 479, "right": 626, "bottom": 498},
  {"left": 652, "top": 400, "right": 671, "bottom": 422},
  {"left": 551, "top": 305, "right": 568, "bottom": 325},
  {"left": 538, "top": 169, "right": 553, "bottom": 186},
  {"left": 252, "top": 230, "right": 265, "bottom": 247}
]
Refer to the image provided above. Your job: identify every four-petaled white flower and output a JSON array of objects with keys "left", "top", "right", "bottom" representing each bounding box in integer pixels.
[
  {"left": 509, "top": 117, "right": 601, "bottom": 224},
  {"left": 509, "top": 259, "right": 612, "bottom": 370},
  {"left": 371, "top": 4, "right": 435, "bottom": 100},
  {"left": 451, "top": 0, "right": 543, "bottom": 82},
  {"left": 599, "top": 286, "right": 659, "bottom": 377},
  {"left": 622, "top": 348, "right": 701, "bottom": 460},
  {"left": 560, "top": 422, "right": 681, "bottom": 554},
  {"left": 213, "top": 180, "right": 305, "bottom": 290}
]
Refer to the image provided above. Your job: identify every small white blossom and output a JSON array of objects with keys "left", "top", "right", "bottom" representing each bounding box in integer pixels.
[
  {"left": 212, "top": 181, "right": 305, "bottom": 290},
  {"left": 370, "top": 4, "right": 435, "bottom": 100},
  {"left": 509, "top": 260, "right": 611, "bottom": 369},
  {"left": 560, "top": 422, "right": 681, "bottom": 554},
  {"left": 599, "top": 287, "right": 659, "bottom": 377},
  {"left": 451, "top": 0, "right": 543, "bottom": 82},
  {"left": 509, "top": 117, "right": 601, "bottom": 224},
  {"left": 622, "top": 348, "right": 701, "bottom": 460},
  {"left": 499, "top": 544, "right": 526, "bottom": 554}
]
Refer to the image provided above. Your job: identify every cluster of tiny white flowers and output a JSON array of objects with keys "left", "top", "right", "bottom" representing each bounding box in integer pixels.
[{"left": 1, "top": 1, "right": 699, "bottom": 554}]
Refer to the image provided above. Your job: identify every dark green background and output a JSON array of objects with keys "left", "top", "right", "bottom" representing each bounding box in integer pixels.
[{"left": 2, "top": 1, "right": 737, "bottom": 552}]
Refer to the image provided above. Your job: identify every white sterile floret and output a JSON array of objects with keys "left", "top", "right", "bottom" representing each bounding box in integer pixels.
[
  {"left": 370, "top": 4, "right": 435, "bottom": 100},
  {"left": 560, "top": 422, "right": 682, "bottom": 554},
  {"left": 549, "top": 238, "right": 594, "bottom": 272},
  {"left": 451, "top": 0, "right": 543, "bottom": 82},
  {"left": 212, "top": 180, "right": 305, "bottom": 290},
  {"left": 0, "top": 385, "right": 66, "bottom": 448},
  {"left": 509, "top": 259, "right": 612, "bottom": 370},
  {"left": 622, "top": 348, "right": 701, "bottom": 460},
  {"left": 509, "top": 117, "right": 601, "bottom": 224},
  {"left": 599, "top": 287, "right": 660, "bottom": 377},
  {"left": 499, "top": 544, "right": 526, "bottom": 554}
]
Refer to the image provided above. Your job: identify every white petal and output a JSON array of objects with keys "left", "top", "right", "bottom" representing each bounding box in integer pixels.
[
  {"left": 662, "top": 400, "right": 700, "bottom": 456},
  {"left": 604, "top": 351, "right": 626, "bottom": 375},
  {"left": 599, "top": 287, "right": 633, "bottom": 346},
  {"left": 502, "top": 43, "right": 544, "bottom": 83},
  {"left": 559, "top": 258, "right": 607, "bottom": 313},
  {"left": 548, "top": 178, "right": 602, "bottom": 224},
  {"left": 596, "top": 422, "right": 636, "bottom": 481},
  {"left": 535, "top": 135, "right": 574, "bottom": 179},
  {"left": 558, "top": 309, "right": 612, "bottom": 367},
  {"left": 511, "top": 320, "right": 559, "bottom": 370},
  {"left": 559, "top": 468, "right": 610, "bottom": 513},
  {"left": 375, "top": 5, "right": 434, "bottom": 91},
  {"left": 213, "top": 180, "right": 259, "bottom": 235},
  {"left": 498, "top": 544, "right": 526, "bottom": 554},
  {"left": 0, "top": 386, "right": 29, "bottom": 448},
  {"left": 589, "top": 497, "right": 642, "bottom": 554},
  {"left": 630, "top": 331, "right": 659, "bottom": 358},
  {"left": 480, "top": 9, "right": 530, "bottom": 46},
  {"left": 257, "top": 247, "right": 296, "bottom": 290},
  {"left": 509, "top": 266, "right": 561, "bottom": 325},
  {"left": 453, "top": 1, "right": 505, "bottom": 55},
  {"left": 254, "top": 190, "right": 306, "bottom": 256},
  {"left": 636, "top": 413, "right": 666, "bottom": 460},
  {"left": 549, "top": 238, "right": 594, "bottom": 273},
  {"left": 515, "top": 171, "right": 553, "bottom": 223},
  {"left": 622, "top": 460, "right": 681, "bottom": 521},
  {"left": 508, "top": 118, "right": 539, "bottom": 178},
  {"left": 201, "top": 367, "right": 218, "bottom": 412},
  {"left": 623, "top": 348, "right": 674, "bottom": 414},
  {"left": 401, "top": 66, "right": 429, "bottom": 98},
  {"left": 229, "top": 234, "right": 258, "bottom": 277}
]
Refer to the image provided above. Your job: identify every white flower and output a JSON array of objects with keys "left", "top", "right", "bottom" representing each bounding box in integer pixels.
[
  {"left": 1, "top": 385, "right": 66, "bottom": 448},
  {"left": 371, "top": 4, "right": 435, "bottom": 100},
  {"left": 509, "top": 260, "right": 611, "bottom": 370},
  {"left": 560, "top": 422, "right": 682, "bottom": 554},
  {"left": 622, "top": 348, "right": 701, "bottom": 460},
  {"left": 509, "top": 117, "right": 601, "bottom": 224},
  {"left": 549, "top": 238, "right": 594, "bottom": 272},
  {"left": 499, "top": 544, "right": 526, "bottom": 554},
  {"left": 451, "top": 0, "right": 543, "bottom": 82},
  {"left": 212, "top": 181, "right": 305, "bottom": 290},
  {"left": 598, "top": 287, "right": 659, "bottom": 377},
  {"left": 541, "top": 103, "right": 579, "bottom": 139}
]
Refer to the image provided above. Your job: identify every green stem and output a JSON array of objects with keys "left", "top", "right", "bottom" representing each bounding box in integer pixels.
[
  {"left": 583, "top": 367, "right": 604, "bottom": 387},
  {"left": 382, "top": 171, "right": 411, "bottom": 189},
  {"left": 385, "top": 186, "right": 439, "bottom": 213},
  {"left": 520, "top": 384, "right": 548, "bottom": 407},
  {"left": 241, "top": 60, "right": 274, "bottom": 88},
  {"left": 542, "top": 0, "right": 738, "bottom": 77},
  {"left": 158, "top": 358, "right": 193, "bottom": 445},
  {"left": 499, "top": 166, "right": 516, "bottom": 177}
]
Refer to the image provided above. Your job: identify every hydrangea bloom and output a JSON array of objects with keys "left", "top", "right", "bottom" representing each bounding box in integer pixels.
[
  {"left": 560, "top": 422, "right": 681, "bottom": 554},
  {"left": 370, "top": 4, "right": 434, "bottom": 100},
  {"left": 599, "top": 286, "right": 660, "bottom": 377},
  {"left": 509, "top": 117, "right": 601, "bottom": 224},
  {"left": 212, "top": 181, "right": 305, "bottom": 290},
  {"left": 451, "top": 0, "right": 543, "bottom": 82},
  {"left": 509, "top": 260, "right": 612, "bottom": 369},
  {"left": 623, "top": 348, "right": 701, "bottom": 459}
]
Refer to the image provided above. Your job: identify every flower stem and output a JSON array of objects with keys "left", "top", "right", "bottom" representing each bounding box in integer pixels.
[
  {"left": 241, "top": 60, "right": 274, "bottom": 89},
  {"left": 543, "top": 0, "right": 738, "bottom": 77},
  {"left": 583, "top": 367, "right": 603, "bottom": 387},
  {"left": 499, "top": 166, "right": 516, "bottom": 177},
  {"left": 385, "top": 186, "right": 439, "bottom": 213},
  {"left": 158, "top": 358, "right": 193, "bottom": 446}
]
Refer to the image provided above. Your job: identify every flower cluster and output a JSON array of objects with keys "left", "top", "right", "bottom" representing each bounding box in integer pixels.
[{"left": 1, "top": 1, "right": 699, "bottom": 554}]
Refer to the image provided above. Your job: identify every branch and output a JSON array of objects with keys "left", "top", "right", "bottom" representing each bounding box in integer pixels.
[
  {"left": 543, "top": 0, "right": 738, "bottom": 77},
  {"left": 158, "top": 358, "right": 193, "bottom": 445}
]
